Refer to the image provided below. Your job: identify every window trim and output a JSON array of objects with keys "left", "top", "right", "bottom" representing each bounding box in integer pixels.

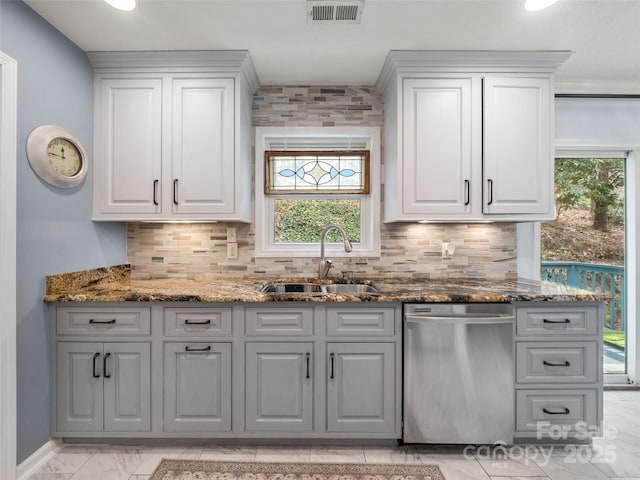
[{"left": 254, "top": 126, "right": 381, "bottom": 258}]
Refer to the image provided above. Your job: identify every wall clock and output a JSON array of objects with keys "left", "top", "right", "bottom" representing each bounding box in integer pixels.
[{"left": 26, "top": 125, "right": 88, "bottom": 188}]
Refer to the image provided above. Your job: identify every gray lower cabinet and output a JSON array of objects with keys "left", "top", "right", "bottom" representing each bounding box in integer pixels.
[
  {"left": 245, "top": 342, "right": 314, "bottom": 432},
  {"left": 54, "top": 303, "right": 401, "bottom": 439},
  {"left": 514, "top": 302, "right": 603, "bottom": 440},
  {"left": 326, "top": 342, "right": 395, "bottom": 433},
  {"left": 56, "top": 341, "right": 151, "bottom": 433},
  {"left": 164, "top": 342, "right": 232, "bottom": 432}
]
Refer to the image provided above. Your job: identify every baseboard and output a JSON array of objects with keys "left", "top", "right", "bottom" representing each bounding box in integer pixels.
[
  {"left": 604, "top": 383, "right": 640, "bottom": 390},
  {"left": 16, "top": 439, "right": 62, "bottom": 480}
]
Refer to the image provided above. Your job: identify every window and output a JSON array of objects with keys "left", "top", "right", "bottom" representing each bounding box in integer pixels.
[{"left": 255, "top": 127, "right": 380, "bottom": 257}]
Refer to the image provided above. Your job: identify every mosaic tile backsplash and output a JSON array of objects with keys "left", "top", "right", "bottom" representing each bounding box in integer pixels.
[
  {"left": 127, "top": 85, "right": 518, "bottom": 281},
  {"left": 127, "top": 222, "right": 517, "bottom": 280}
]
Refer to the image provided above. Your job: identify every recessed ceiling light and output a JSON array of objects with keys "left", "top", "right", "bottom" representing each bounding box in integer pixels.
[
  {"left": 104, "top": 0, "right": 137, "bottom": 11},
  {"left": 525, "top": 0, "right": 558, "bottom": 11}
]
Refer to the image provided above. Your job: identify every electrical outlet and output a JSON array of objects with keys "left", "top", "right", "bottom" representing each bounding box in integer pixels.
[
  {"left": 227, "top": 227, "right": 237, "bottom": 243},
  {"left": 442, "top": 242, "right": 454, "bottom": 260},
  {"left": 227, "top": 242, "right": 238, "bottom": 260}
]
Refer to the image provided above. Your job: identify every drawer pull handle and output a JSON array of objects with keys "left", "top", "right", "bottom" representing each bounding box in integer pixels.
[
  {"left": 306, "top": 353, "right": 311, "bottom": 379},
  {"left": 487, "top": 178, "right": 494, "bottom": 205},
  {"left": 184, "top": 319, "right": 211, "bottom": 325},
  {"left": 543, "top": 360, "right": 571, "bottom": 367},
  {"left": 185, "top": 345, "right": 211, "bottom": 352},
  {"left": 543, "top": 318, "right": 570, "bottom": 324},
  {"left": 153, "top": 179, "right": 159, "bottom": 206},
  {"left": 464, "top": 179, "right": 470, "bottom": 206},
  {"left": 89, "top": 319, "right": 116, "bottom": 324},
  {"left": 330, "top": 353, "right": 335, "bottom": 379},
  {"left": 92, "top": 352, "right": 100, "bottom": 378},
  {"left": 543, "top": 407, "right": 570, "bottom": 415},
  {"left": 103, "top": 352, "right": 111, "bottom": 378},
  {"left": 173, "top": 179, "right": 179, "bottom": 205}
]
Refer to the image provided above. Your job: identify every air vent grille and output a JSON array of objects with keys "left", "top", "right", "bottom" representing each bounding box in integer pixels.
[{"left": 307, "top": 0, "right": 364, "bottom": 24}]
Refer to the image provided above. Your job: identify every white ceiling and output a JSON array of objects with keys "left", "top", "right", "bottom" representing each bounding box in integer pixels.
[{"left": 23, "top": 0, "right": 640, "bottom": 92}]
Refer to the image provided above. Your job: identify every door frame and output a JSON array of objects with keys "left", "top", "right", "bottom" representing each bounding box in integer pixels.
[
  {"left": 519, "top": 148, "right": 637, "bottom": 384},
  {"left": 0, "top": 50, "right": 18, "bottom": 480}
]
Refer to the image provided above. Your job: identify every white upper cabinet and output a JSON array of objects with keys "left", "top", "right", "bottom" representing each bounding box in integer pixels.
[
  {"left": 171, "top": 78, "right": 235, "bottom": 215},
  {"left": 94, "top": 78, "right": 163, "bottom": 215},
  {"left": 377, "top": 51, "right": 571, "bottom": 222},
  {"left": 402, "top": 77, "right": 474, "bottom": 216},
  {"left": 483, "top": 76, "right": 552, "bottom": 215},
  {"left": 90, "top": 51, "right": 259, "bottom": 222}
]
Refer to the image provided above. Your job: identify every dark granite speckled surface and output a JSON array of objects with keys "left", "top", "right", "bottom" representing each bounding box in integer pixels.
[{"left": 44, "top": 264, "right": 606, "bottom": 303}]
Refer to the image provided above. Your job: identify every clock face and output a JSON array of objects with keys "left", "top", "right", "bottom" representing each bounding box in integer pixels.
[
  {"left": 47, "top": 137, "right": 82, "bottom": 177},
  {"left": 27, "top": 125, "right": 88, "bottom": 188}
]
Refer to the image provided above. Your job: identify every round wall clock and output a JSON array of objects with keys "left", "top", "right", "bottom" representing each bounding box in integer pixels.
[{"left": 26, "top": 125, "right": 88, "bottom": 188}]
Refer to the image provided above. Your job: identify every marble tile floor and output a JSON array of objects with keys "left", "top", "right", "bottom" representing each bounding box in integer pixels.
[{"left": 25, "top": 391, "right": 640, "bottom": 480}]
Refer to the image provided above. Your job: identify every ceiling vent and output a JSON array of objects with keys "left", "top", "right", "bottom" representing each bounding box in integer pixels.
[{"left": 307, "top": 0, "right": 364, "bottom": 24}]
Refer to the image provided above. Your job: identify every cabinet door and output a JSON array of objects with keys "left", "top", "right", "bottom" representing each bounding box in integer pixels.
[
  {"left": 245, "top": 342, "right": 313, "bottom": 432},
  {"left": 56, "top": 342, "right": 103, "bottom": 432},
  {"left": 164, "top": 342, "right": 232, "bottom": 432},
  {"left": 102, "top": 343, "right": 151, "bottom": 432},
  {"left": 171, "top": 78, "right": 235, "bottom": 215},
  {"left": 402, "top": 78, "right": 473, "bottom": 216},
  {"left": 326, "top": 343, "right": 396, "bottom": 433},
  {"left": 94, "top": 77, "right": 163, "bottom": 215},
  {"left": 483, "top": 77, "right": 552, "bottom": 215}
]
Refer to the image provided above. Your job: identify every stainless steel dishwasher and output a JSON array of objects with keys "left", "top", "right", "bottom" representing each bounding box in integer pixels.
[{"left": 403, "top": 303, "right": 515, "bottom": 444}]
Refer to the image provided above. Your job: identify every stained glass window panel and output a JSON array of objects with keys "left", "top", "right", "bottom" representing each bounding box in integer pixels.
[{"left": 265, "top": 150, "right": 370, "bottom": 194}]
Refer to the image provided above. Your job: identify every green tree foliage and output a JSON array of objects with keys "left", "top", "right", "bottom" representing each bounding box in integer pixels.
[
  {"left": 274, "top": 199, "right": 361, "bottom": 243},
  {"left": 554, "top": 158, "right": 624, "bottom": 231}
]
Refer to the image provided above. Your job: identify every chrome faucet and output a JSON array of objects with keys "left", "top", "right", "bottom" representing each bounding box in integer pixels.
[{"left": 318, "top": 224, "right": 352, "bottom": 279}]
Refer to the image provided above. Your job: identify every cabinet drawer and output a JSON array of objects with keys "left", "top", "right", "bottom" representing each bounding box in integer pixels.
[
  {"left": 516, "top": 342, "right": 597, "bottom": 384},
  {"left": 516, "top": 389, "right": 598, "bottom": 433},
  {"left": 164, "top": 308, "right": 232, "bottom": 337},
  {"left": 516, "top": 307, "right": 598, "bottom": 336},
  {"left": 57, "top": 307, "right": 151, "bottom": 336},
  {"left": 245, "top": 308, "right": 313, "bottom": 336},
  {"left": 326, "top": 307, "right": 395, "bottom": 336}
]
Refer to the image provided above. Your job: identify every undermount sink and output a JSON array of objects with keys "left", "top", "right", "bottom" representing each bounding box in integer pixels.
[
  {"left": 322, "top": 284, "right": 380, "bottom": 295},
  {"left": 260, "top": 283, "right": 324, "bottom": 294},
  {"left": 260, "top": 282, "right": 380, "bottom": 296}
]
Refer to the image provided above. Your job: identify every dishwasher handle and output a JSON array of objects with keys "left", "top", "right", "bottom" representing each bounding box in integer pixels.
[{"left": 405, "top": 314, "right": 515, "bottom": 325}]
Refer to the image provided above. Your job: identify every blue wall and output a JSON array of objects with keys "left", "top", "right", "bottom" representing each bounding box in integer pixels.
[{"left": 0, "top": 1, "right": 127, "bottom": 463}]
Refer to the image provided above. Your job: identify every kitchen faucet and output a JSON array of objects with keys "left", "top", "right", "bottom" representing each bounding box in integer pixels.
[{"left": 318, "top": 224, "right": 352, "bottom": 279}]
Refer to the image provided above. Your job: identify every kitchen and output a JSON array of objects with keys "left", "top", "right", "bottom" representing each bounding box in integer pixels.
[{"left": 1, "top": 1, "right": 640, "bottom": 479}]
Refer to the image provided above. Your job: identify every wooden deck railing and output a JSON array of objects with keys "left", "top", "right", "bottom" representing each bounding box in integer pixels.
[{"left": 541, "top": 261, "right": 625, "bottom": 337}]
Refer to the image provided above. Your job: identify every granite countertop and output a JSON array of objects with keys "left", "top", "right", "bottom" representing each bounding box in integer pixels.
[{"left": 43, "top": 264, "right": 606, "bottom": 303}]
